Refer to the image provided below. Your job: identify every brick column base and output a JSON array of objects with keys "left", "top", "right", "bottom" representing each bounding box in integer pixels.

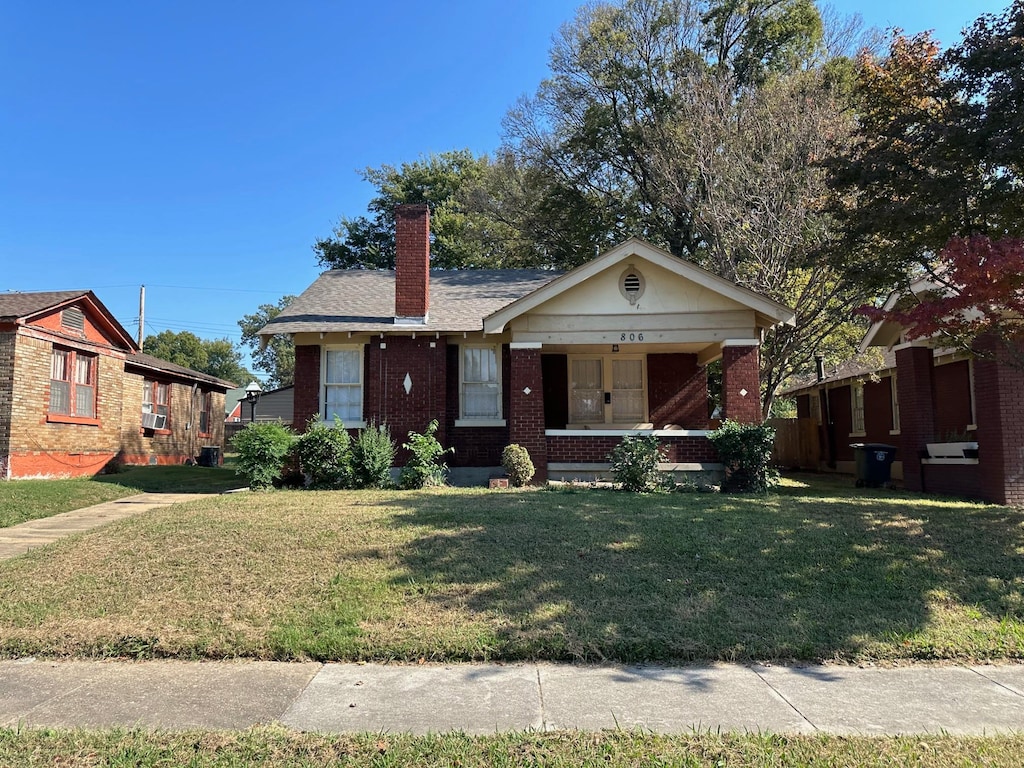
[
  {"left": 293, "top": 345, "right": 321, "bottom": 431},
  {"left": 973, "top": 335, "right": 1024, "bottom": 506},
  {"left": 895, "top": 345, "right": 936, "bottom": 493},
  {"left": 509, "top": 347, "right": 547, "bottom": 483}
]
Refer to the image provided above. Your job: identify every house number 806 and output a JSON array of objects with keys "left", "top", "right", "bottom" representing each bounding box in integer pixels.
[{"left": 620, "top": 333, "right": 644, "bottom": 342}]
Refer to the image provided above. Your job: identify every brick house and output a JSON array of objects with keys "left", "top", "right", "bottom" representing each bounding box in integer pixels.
[
  {"left": 785, "top": 288, "right": 1024, "bottom": 505},
  {"left": 260, "top": 204, "right": 795, "bottom": 483},
  {"left": 0, "top": 291, "right": 232, "bottom": 479}
]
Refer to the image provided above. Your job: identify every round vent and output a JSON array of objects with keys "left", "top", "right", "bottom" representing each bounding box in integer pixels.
[{"left": 618, "top": 266, "right": 646, "bottom": 304}]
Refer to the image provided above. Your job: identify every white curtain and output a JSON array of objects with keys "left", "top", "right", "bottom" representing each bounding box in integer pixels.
[
  {"left": 570, "top": 358, "right": 603, "bottom": 423},
  {"left": 463, "top": 347, "right": 499, "bottom": 419},
  {"left": 325, "top": 349, "right": 361, "bottom": 421}
]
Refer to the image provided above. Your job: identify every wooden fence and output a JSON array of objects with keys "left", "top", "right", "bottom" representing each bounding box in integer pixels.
[{"left": 769, "top": 417, "right": 821, "bottom": 470}]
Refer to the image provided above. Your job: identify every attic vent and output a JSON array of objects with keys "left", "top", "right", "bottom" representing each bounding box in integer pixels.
[
  {"left": 618, "top": 266, "right": 646, "bottom": 305},
  {"left": 61, "top": 307, "right": 85, "bottom": 333}
]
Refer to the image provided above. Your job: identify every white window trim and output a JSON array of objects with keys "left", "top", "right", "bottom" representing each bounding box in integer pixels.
[
  {"left": 567, "top": 353, "right": 648, "bottom": 428},
  {"left": 889, "top": 373, "right": 900, "bottom": 435},
  {"left": 457, "top": 343, "right": 505, "bottom": 427},
  {"left": 320, "top": 344, "right": 366, "bottom": 428}
]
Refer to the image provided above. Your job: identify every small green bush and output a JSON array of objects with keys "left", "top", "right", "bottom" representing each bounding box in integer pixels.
[
  {"left": 399, "top": 420, "right": 452, "bottom": 489},
  {"left": 708, "top": 419, "right": 779, "bottom": 492},
  {"left": 608, "top": 434, "right": 666, "bottom": 492},
  {"left": 293, "top": 418, "right": 353, "bottom": 489},
  {"left": 501, "top": 444, "right": 535, "bottom": 487},
  {"left": 351, "top": 422, "right": 397, "bottom": 489},
  {"left": 231, "top": 421, "right": 296, "bottom": 491}
]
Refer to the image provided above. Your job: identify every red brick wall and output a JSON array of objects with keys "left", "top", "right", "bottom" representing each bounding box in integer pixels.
[
  {"left": 648, "top": 353, "right": 708, "bottom": 428},
  {"left": 547, "top": 434, "right": 718, "bottom": 464},
  {"left": 394, "top": 204, "right": 430, "bottom": 318},
  {"left": 365, "top": 335, "right": 448, "bottom": 464},
  {"left": 721, "top": 345, "right": 761, "bottom": 423},
  {"left": 896, "top": 346, "right": 937, "bottom": 492},
  {"left": 974, "top": 335, "right": 1024, "bottom": 506},
  {"left": 510, "top": 348, "right": 547, "bottom": 482},
  {"left": 293, "top": 345, "right": 321, "bottom": 430},
  {"left": 921, "top": 463, "right": 983, "bottom": 500},
  {"left": 864, "top": 376, "right": 896, "bottom": 440}
]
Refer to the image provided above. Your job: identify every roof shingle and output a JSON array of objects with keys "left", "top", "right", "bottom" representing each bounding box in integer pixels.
[{"left": 0, "top": 291, "right": 89, "bottom": 321}]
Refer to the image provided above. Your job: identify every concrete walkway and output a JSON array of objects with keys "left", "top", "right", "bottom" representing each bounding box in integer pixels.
[
  {"left": 0, "top": 493, "right": 219, "bottom": 561},
  {"left": 1, "top": 659, "right": 1022, "bottom": 735}
]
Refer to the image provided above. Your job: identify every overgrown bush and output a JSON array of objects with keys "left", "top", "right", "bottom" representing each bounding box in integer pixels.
[
  {"left": 351, "top": 422, "right": 397, "bottom": 489},
  {"left": 608, "top": 434, "right": 666, "bottom": 492},
  {"left": 293, "top": 417, "right": 352, "bottom": 489},
  {"left": 708, "top": 420, "right": 779, "bottom": 492},
  {"left": 501, "top": 444, "right": 535, "bottom": 487},
  {"left": 399, "top": 420, "right": 452, "bottom": 489},
  {"left": 231, "top": 421, "right": 296, "bottom": 491}
]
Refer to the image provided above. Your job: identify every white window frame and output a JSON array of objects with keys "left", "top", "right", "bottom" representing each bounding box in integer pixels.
[
  {"left": 456, "top": 344, "right": 505, "bottom": 427},
  {"left": 850, "top": 380, "right": 866, "bottom": 436},
  {"left": 567, "top": 354, "right": 649, "bottom": 428},
  {"left": 321, "top": 345, "right": 365, "bottom": 428}
]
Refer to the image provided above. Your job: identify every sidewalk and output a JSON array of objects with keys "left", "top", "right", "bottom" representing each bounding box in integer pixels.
[
  {"left": 0, "top": 493, "right": 219, "bottom": 561},
  {"left": 1, "top": 659, "right": 1022, "bottom": 735}
]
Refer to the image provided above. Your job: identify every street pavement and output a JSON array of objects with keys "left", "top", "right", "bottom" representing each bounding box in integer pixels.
[{"left": 1, "top": 659, "right": 1022, "bottom": 735}]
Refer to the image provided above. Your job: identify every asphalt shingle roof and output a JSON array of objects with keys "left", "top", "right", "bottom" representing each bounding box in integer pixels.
[
  {"left": 781, "top": 350, "right": 897, "bottom": 396},
  {"left": 261, "top": 269, "right": 562, "bottom": 335},
  {"left": 127, "top": 352, "right": 236, "bottom": 389},
  {"left": 0, "top": 291, "right": 89, "bottom": 321}
]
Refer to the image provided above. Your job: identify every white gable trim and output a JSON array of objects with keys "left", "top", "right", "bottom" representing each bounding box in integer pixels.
[{"left": 483, "top": 238, "right": 795, "bottom": 334}]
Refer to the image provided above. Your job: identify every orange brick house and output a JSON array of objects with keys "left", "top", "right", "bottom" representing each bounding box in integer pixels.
[
  {"left": 0, "top": 291, "right": 232, "bottom": 479},
  {"left": 260, "top": 204, "right": 795, "bottom": 484}
]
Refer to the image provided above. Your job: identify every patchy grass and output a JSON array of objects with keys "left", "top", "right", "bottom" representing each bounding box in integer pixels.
[
  {"left": 0, "top": 466, "right": 243, "bottom": 529},
  {"left": 1, "top": 728, "right": 1022, "bottom": 767},
  {"left": 0, "top": 476, "right": 1021, "bottom": 663}
]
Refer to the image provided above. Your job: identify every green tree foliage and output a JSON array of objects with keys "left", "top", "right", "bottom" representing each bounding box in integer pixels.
[
  {"left": 832, "top": 2, "right": 1024, "bottom": 288},
  {"left": 238, "top": 296, "right": 296, "bottom": 388},
  {"left": 313, "top": 150, "right": 520, "bottom": 270},
  {"left": 142, "top": 330, "right": 253, "bottom": 385}
]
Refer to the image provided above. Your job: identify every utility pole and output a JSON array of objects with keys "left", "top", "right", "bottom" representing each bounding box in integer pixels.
[{"left": 138, "top": 285, "right": 145, "bottom": 349}]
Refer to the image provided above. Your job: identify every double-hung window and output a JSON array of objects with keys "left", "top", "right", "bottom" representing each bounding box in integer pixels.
[
  {"left": 323, "top": 346, "right": 364, "bottom": 425},
  {"left": 142, "top": 380, "right": 170, "bottom": 430},
  {"left": 458, "top": 345, "right": 503, "bottom": 425},
  {"left": 198, "top": 391, "right": 213, "bottom": 435},
  {"left": 49, "top": 348, "right": 97, "bottom": 420},
  {"left": 851, "top": 381, "right": 866, "bottom": 435}
]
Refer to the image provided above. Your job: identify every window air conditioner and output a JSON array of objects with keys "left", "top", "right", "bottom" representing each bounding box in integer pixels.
[{"left": 142, "top": 412, "right": 166, "bottom": 430}]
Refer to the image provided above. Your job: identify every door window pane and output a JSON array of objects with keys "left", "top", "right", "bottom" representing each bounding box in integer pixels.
[{"left": 570, "top": 358, "right": 604, "bottom": 423}]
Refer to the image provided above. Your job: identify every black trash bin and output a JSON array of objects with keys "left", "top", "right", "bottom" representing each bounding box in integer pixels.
[
  {"left": 850, "top": 443, "right": 897, "bottom": 488},
  {"left": 198, "top": 446, "right": 221, "bottom": 467}
]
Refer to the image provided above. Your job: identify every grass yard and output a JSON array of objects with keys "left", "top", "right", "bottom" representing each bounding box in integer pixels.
[
  {"left": 1, "top": 728, "right": 1023, "bottom": 767},
  {"left": 0, "top": 475, "right": 1021, "bottom": 663},
  {"left": 0, "top": 465, "right": 245, "bottom": 529}
]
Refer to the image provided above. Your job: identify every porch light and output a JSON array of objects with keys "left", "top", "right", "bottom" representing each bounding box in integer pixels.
[{"left": 244, "top": 381, "right": 263, "bottom": 423}]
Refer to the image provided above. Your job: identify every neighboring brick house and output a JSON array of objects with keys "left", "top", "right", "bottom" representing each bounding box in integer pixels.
[
  {"left": 260, "top": 204, "right": 795, "bottom": 483},
  {"left": 785, "top": 282, "right": 1023, "bottom": 505},
  {"left": 0, "top": 291, "right": 232, "bottom": 479}
]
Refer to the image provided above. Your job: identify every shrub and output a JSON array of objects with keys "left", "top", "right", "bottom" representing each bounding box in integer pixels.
[
  {"left": 608, "top": 434, "right": 666, "bottom": 492},
  {"left": 708, "top": 420, "right": 779, "bottom": 492},
  {"left": 501, "top": 444, "right": 535, "bottom": 487},
  {"left": 231, "top": 421, "right": 296, "bottom": 491},
  {"left": 399, "top": 420, "right": 452, "bottom": 489},
  {"left": 293, "top": 417, "right": 353, "bottom": 489},
  {"left": 351, "top": 422, "right": 397, "bottom": 489}
]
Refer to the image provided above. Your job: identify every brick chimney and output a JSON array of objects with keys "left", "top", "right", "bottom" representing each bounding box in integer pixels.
[{"left": 394, "top": 203, "right": 430, "bottom": 323}]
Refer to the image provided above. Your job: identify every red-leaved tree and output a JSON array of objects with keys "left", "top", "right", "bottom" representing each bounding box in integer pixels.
[{"left": 859, "top": 236, "right": 1024, "bottom": 353}]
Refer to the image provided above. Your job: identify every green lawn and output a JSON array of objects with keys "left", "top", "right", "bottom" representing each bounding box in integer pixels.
[
  {"left": 0, "top": 465, "right": 245, "bottom": 529},
  {"left": 0, "top": 475, "right": 1021, "bottom": 663},
  {"left": 1, "top": 728, "right": 1022, "bottom": 767}
]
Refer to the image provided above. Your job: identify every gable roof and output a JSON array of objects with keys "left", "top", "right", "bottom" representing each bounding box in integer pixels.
[
  {"left": 483, "top": 238, "right": 796, "bottom": 333},
  {"left": 126, "top": 352, "right": 236, "bottom": 389},
  {"left": 781, "top": 350, "right": 896, "bottom": 396},
  {"left": 0, "top": 290, "right": 139, "bottom": 350},
  {"left": 260, "top": 269, "right": 560, "bottom": 336}
]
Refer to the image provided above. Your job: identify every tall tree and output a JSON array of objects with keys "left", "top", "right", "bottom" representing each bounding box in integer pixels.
[
  {"left": 142, "top": 330, "right": 254, "bottom": 385},
  {"left": 313, "top": 150, "right": 520, "bottom": 270},
  {"left": 238, "top": 296, "right": 296, "bottom": 388}
]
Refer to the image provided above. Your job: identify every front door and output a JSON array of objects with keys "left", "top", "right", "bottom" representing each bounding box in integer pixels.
[{"left": 568, "top": 356, "right": 646, "bottom": 426}]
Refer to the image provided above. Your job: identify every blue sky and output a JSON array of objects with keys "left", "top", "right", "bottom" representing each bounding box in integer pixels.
[{"left": 1, "top": 0, "right": 1008, "bottom": 376}]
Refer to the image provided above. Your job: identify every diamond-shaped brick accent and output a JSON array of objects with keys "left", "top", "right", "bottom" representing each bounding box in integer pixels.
[
  {"left": 523, "top": 387, "right": 531, "bottom": 395},
  {"left": 739, "top": 388, "right": 748, "bottom": 397},
  {"left": 403, "top": 373, "right": 412, "bottom": 394}
]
